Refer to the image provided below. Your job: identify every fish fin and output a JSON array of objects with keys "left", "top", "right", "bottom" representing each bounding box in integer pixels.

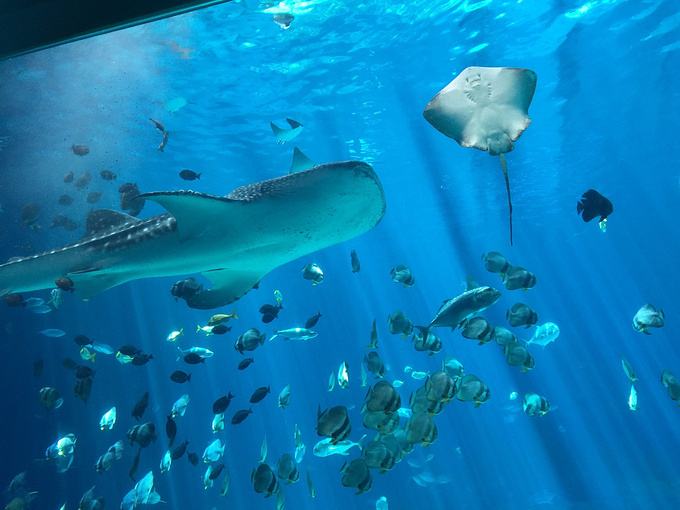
[
  {"left": 67, "top": 270, "right": 132, "bottom": 300},
  {"left": 181, "top": 269, "right": 263, "bottom": 310},
  {"left": 137, "top": 190, "right": 238, "bottom": 241},
  {"left": 286, "top": 118, "right": 302, "bottom": 129},
  {"left": 290, "top": 147, "right": 315, "bottom": 174},
  {"left": 270, "top": 121, "right": 283, "bottom": 136}
]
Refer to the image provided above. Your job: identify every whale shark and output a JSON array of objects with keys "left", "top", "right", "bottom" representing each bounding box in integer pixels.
[{"left": 0, "top": 161, "right": 386, "bottom": 309}]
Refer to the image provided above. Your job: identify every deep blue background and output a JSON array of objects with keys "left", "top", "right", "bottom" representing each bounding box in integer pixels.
[{"left": 0, "top": 1, "right": 679, "bottom": 509}]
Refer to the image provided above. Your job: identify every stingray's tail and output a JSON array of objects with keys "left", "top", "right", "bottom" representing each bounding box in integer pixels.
[{"left": 499, "top": 153, "right": 513, "bottom": 246}]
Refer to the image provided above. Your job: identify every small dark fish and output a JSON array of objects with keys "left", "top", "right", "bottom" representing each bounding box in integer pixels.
[
  {"left": 58, "top": 194, "right": 74, "bottom": 206},
  {"left": 100, "top": 170, "right": 117, "bottom": 181},
  {"left": 249, "top": 386, "right": 271, "bottom": 404},
  {"left": 188, "top": 451, "right": 199, "bottom": 466},
  {"left": 170, "top": 440, "right": 189, "bottom": 460},
  {"left": 3, "top": 293, "right": 25, "bottom": 307},
  {"left": 131, "top": 353, "right": 154, "bottom": 366},
  {"left": 51, "top": 215, "right": 79, "bottom": 231},
  {"left": 211, "top": 324, "right": 231, "bottom": 335},
  {"left": 184, "top": 353, "right": 205, "bottom": 365},
  {"left": 63, "top": 171, "right": 74, "bottom": 183},
  {"left": 166, "top": 415, "right": 177, "bottom": 447},
  {"left": 129, "top": 447, "right": 141, "bottom": 480},
  {"left": 72, "top": 144, "right": 90, "bottom": 156},
  {"left": 212, "top": 392, "right": 235, "bottom": 414},
  {"left": 132, "top": 392, "right": 149, "bottom": 421},
  {"left": 149, "top": 118, "right": 166, "bottom": 132},
  {"left": 179, "top": 169, "right": 201, "bottom": 181},
  {"left": 259, "top": 303, "right": 282, "bottom": 324},
  {"left": 74, "top": 376, "right": 93, "bottom": 402},
  {"left": 75, "top": 365, "right": 95, "bottom": 379},
  {"left": 33, "top": 359, "right": 44, "bottom": 377},
  {"left": 75, "top": 172, "right": 92, "bottom": 190},
  {"left": 209, "top": 463, "right": 225, "bottom": 480},
  {"left": 238, "top": 358, "right": 254, "bottom": 370},
  {"left": 119, "top": 345, "right": 141, "bottom": 356},
  {"left": 21, "top": 203, "right": 41, "bottom": 227},
  {"left": 73, "top": 334, "right": 93, "bottom": 347},
  {"left": 86, "top": 191, "right": 102, "bottom": 204},
  {"left": 62, "top": 357, "right": 78, "bottom": 371},
  {"left": 350, "top": 250, "right": 361, "bottom": 273},
  {"left": 158, "top": 130, "right": 169, "bottom": 152},
  {"left": 170, "top": 370, "right": 191, "bottom": 383},
  {"left": 55, "top": 277, "right": 74, "bottom": 292},
  {"left": 231, "top": 408, "right": 253, "bottom": 424},
  {"left": 304, "top": 311, "right": 322, "bottom": 329},
  {"left": 577, "top": 189, "right": 613, "bottom": 223}
]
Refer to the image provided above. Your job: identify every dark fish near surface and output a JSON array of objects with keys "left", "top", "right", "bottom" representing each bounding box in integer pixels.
[
  {"left": 506, "top": 303, "right": 538, "bottom": 328},
  {"left": 64, "top": 171, "right": 74, "bottom": 183},
  {"left": 502, "top": 266, "right": 537, "bottom": 291},
  {"left": 577, "top": 189, "right": 613, "bottom": 223},
  {"left": 231, "top": 408, "right": 253, "bottom": 424},
  {"left": 55, "top": 277, "right": 74, "bottom": 291},
  {"left": 482, "top": 251, "right": 510, "bottom": 275},
  {"left": 75, "top": 365, "right": 95, "bottom": 379},
  {"left": 74, "top": 376, "right": 93, "bottom": 402},
  {"left": 33, "top": 359, "right": 44, "bottom": 377},
  {"left": 58, "top": 194, "right": 74, "bottom": 206},
  {"left": 211, "top": 324, "right": 230, "bottom": 335},
  {"left": 86, "top": 191, "right": 102, "bottom": 204},
  {"left": 209, "top": 463, "right": 225, "bottom": 480},
  {"left": 213, "top": 393, "right": 235, "bottom": 414},
  {"left": 187, "top": 451, "right": 199, "bottom": 466},
  {"left": 21, "top": 203, "right": 41, "bottom": 227},
  {"left": 131, "top": 352, "right": 153, "bottom": 366},
  {"left": 100, "top": 170, "right": 117, "bottom": 181},
  {"left": 250, "top": 386, "right": 271, "bottom": 404},
  {"left": 259, "top": 303, "right": 282, "bottom": 323},
  {"left": 170, "top": 370, "right": 191, "bottom": 383},
  {"left": 118, "top": 182, "right": 145, "bottom": 216},
  {"left": 238, "top": 358, "right": 254, "bottom": 370},
  {"left": 304, "top": 311, "right": 322, "bottom": 329},
  {"left": 350, "top": 250, "right": 361, "bottom": 273},
  {"left": 74, "top": 334, "right": 93, "bottom": 347},
  {"left": 75, "top": 171, "right": 92, "bottom": 190},
  {"left": 129, "top": 447, "right": 142, "bottom": 480},
  {"left": 132, "top": 392, "right": 149, "bottom": 421},
  {"left": 72, "top": 144, "right": 90, "bottom": 156},
  {"left": 179, "top": 169, "right": 201, "bottom": 181},
  {"left": 252, "top": 463, "right": 279, "bottom": 497},
  {"left": 316, "top": 405, "right": 351, "bottom": 443},
  {"left": 127, "top": 422, "right": 156, "bottom": 447},
  {"left": 166, "top": 415, "right": 177, "bottom": 447},
  {"left": 171, "top": 440, "right": 189, "bottom": 460},
  {"left": 51, "top": 214, "right": 79, "bottom": 231},
  {"left": 184, "top": 353, "right": 205, "bottom": 364},
  {"left": 341, "top": 458, "right": 372, "bottom": 494}
]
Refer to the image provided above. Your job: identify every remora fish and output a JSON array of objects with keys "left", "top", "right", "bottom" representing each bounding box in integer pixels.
[{"left": 0, "top": 162, "right": 386, "bottom": 309}]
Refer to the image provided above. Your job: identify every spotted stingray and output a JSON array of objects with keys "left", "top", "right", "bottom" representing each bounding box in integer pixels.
[{"left": 0, "top": 161, "right": 386, "bottom": 309}]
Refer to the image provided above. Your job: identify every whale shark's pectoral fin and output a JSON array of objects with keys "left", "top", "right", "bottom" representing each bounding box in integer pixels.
[
  {"left": 67, "top": 268, "right": 132, "bottom": 300},
  {"left": 182, "top": 268, "right": 263, "bottom": 309},
  {"left": 138, "top": 191, "right": 240, "bottom": 241}
]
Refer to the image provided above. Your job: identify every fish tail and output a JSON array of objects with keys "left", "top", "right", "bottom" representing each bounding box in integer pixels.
[{"left": 268, "top": 334, "right": 278, "bottom": 342}]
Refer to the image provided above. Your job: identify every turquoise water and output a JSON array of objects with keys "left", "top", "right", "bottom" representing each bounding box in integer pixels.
[{"left": 0, "top": 1, "right": 679, "bottom": 509}]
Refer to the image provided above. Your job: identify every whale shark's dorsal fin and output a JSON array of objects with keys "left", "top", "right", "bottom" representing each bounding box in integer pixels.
[
  {"left": 138, "top": 191, "right": 238, "bottom": 241},
  {"left": 85, "top": 209, "right": 140, "bottom": 237},
  {"left": 289, "top": 147, "right": 315, "bottom": 174}
]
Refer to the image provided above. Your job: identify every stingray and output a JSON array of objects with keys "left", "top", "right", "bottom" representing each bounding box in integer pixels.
[
  {"left": 270, "top": 118, "right": 303, "bottom": 144},
  {"left": 289, "top": 147, "right": 315, "bottom": 174},
  {"left": 423, "top": 66, "right": 537, "bottom": 245},
  {"left": 0, "top": 161, "right": 386, "bottom": 309}
]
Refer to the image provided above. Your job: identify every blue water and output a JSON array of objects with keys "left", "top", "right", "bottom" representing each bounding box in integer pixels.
[{"left": 1, "top": 1, "right": 679, "bottom": 509}]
